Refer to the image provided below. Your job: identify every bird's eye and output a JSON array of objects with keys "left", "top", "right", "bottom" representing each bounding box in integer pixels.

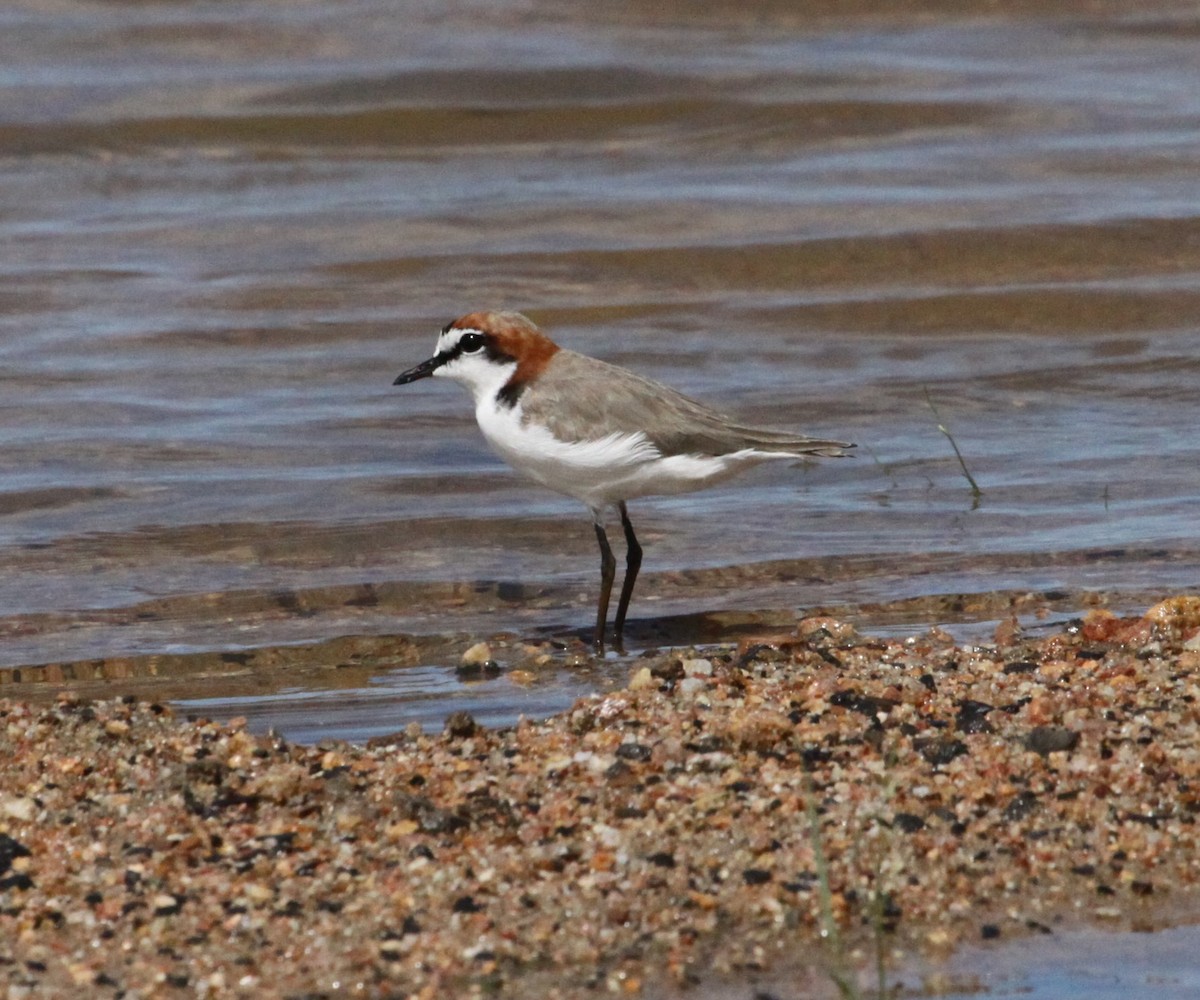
[{"left": 458, "top": 332, "right": 485, "bottom": 354}]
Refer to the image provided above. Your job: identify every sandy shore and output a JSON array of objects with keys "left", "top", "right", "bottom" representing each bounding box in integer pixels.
[{"left": 3, "top": 596, "right": 1200, "bottom": 998}]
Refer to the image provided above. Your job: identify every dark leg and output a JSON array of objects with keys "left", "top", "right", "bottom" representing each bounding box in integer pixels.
[
  {"left": 593, "top": 519, "right": 616, "bottom": 652},
  {"left": 613, "top": 501, "right": 642, "bottom": 647}
]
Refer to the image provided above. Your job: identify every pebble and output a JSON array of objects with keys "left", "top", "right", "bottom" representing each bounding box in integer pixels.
[
  {"left": 461, "top": 641, "right": 493, "bottom": 666},
  {"left": 0, "top": 597, "right": 1198, "bottom": 997}
]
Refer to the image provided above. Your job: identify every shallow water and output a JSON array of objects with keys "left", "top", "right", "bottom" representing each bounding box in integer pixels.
[
  {"left": 672, "top": 920, "right": 1200, "bottom": 1000},
  {"left": 924, "top": 922, "right": 1200, "bottom": 1000},
  {"left": 2, "top": 0, "right": 1200, "bottom": 737}
]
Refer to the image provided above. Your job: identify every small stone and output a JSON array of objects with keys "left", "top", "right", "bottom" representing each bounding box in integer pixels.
[
  {"left": 893, "top": 813, "right": 926, "bottom": 833},
  {"left": 1002, "top": 660, "right": 1038, "bottom": 675},
  {"left": 627, "top": 667, "right": 656, "bottom": 691},
  {"left": 1002, "top": 790, "right": 1040, "bottom": 822},
  {"left": 913, "top": 736, "right": 969, "bottom": 766},
  {"left": 379, "top": 939, "right": 405, "bottom": 960},
  {"left": 681, "top": 658, "right": 713, "bottom": 677},
  {"left": 1024, "top": 726, "right": 1079, "bottom": 755},
  {"left": 444, "top": 711, "right": 479, "bottom": 739},
  {"left": 956, "top": 700, "right": 994, "bottom": 734},
  {"left": 151, "top": 893, "right": 183, "bottom": 916},
  {"left": 461, "top": 642, "right": 493, "bottom": 667},
  {"left": 615, "top": 742, "right": 652, "bottom": 762},
  {"left": 0, "top": 796, "right": 34, "bottom": 822},
  {"left": 0, "top": 833, "right": 31, "bottom": 875},
  {"left": 650, "top": 659, "right": 685, "bottom": 681},
  {"left": 678, "top": 677, "right": 707, "bottom": 698}
]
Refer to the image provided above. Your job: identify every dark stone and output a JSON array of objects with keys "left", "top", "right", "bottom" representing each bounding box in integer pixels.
[
  {"left": 1071, "top": 863, "right": 1096, "bottom": 876},
  {"left": 800, "top": 746, "right": 832, "bottom": 767},
  {"left": 393, "top": 792, "right": 464, "bottom": 835},
  {"left": 830, "top": 689, "right": 899, "bottom": 718},
  {"left": 1002, "top": 790, "right": 1040, "bottom": 822},
  {"left": 443, "top": 711, "right": 479, "bottom": 739},
  {"left": 402, "top": 915, "right": 422, "bottom": 935},
  {"left": 604, "top": 760, "right": 634, "bottom": 783},
  {"left": 913, "top": 736, "right": 969, "bottom": 766},
  {"left": 1131, "top": 880, "right": 1154, "bottom": 896},
  {"left": 650, "top": 659, "right": 685, "bottom": 681},
  {"left": 455, "top": 660, "right": 501, "bottom": 679},
  {"left": 981, "top": 924, "right": 1001, "bottom": 940},
  {"left": 0, "top": 834, "right": 31, "bottom": 876},
  {"left": 813, "top": 647, "right": 843, "bottom": 667},
  {"left": 742, "top": 868, "right": 772, "bottom": 886},
  {"left": 452, "top": 895, "right": 483, "bottom": 914},
  {"left": 616, "top": 742, "right": 653, "bottom": 762},
  {"left": 686, "top": 735, "right": 728, "bottom": 754},
  {"left": 783, "top": 872, "right": 818, "bottom": 893},
  {"left": 1003, "top": 660, "right": 1039, "bottom": 675},
  {"left": 462, "top": 792, "right": 518, "bottom": 829},
  {"left": 893, "top": 813, "right": 926, "bottom": 833},
  {"left": 1024, "top": 726, "right": 1079, "bottom": 755},
  {"left": 955, "top": 700, "right": 995, "bottom": 734},
  {"left": 647, "top": 852, "right": 676, "bottom": 869},
  {"left": 153, "top": 895, "right": 184, "bottom": 917}
]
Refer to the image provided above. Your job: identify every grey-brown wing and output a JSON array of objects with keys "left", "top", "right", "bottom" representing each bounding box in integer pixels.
[{"left": 521, "top": 351, "right": 852, "bottom": 458}]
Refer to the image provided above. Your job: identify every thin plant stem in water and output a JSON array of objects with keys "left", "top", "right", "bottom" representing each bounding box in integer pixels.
[
  {"left": 923, "top": 388, "right": 982, "bottom": 503},
  {"left": 805, "top": 778, "right": 861, "bottom": 1000}
]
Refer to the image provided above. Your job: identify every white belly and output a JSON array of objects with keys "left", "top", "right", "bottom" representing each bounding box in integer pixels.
[{"left": 476, "top": 398, "right": 780, "bottom": 512}]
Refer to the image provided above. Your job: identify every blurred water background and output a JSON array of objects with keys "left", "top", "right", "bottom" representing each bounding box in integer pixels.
[{"left": 1, "top": 0, "right": 1199, "bottom": 738}]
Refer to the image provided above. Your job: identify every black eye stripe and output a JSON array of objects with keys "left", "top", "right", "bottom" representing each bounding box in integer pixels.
[{"left": 437, "top": 329, "right": 514, "bottom": 366}]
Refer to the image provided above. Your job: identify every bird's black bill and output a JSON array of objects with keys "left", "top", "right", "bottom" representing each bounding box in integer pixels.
[{"left": 393, "top": 354, "right": 448, "bottom": 385}]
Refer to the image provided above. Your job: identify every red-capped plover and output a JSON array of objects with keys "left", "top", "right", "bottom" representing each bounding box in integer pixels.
[{"left": 394, "top": 311, "right": 852, "bottom": 652}]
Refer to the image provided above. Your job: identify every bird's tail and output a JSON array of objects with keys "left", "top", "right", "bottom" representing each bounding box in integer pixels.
[{"left": 733, "top": 427, "right": 856, "bottom": 459}]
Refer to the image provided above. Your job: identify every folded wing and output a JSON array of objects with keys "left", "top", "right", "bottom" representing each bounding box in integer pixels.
[{"left": 521, "top": 350, "right": 854, "bottom": 460}]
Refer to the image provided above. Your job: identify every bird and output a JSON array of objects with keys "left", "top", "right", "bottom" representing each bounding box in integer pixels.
[{"left": 393, "top": 311, "right": 853, "bottom": 653}]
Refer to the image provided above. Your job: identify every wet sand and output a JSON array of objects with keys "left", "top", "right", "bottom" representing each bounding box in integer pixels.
[{"left": 3, "top": 595, "right": 1200, "bottom": 998}]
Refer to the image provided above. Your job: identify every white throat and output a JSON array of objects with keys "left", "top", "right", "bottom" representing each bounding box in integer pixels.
[{"left": 429, "top": 327, "right": 517, "bottom": 406}]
